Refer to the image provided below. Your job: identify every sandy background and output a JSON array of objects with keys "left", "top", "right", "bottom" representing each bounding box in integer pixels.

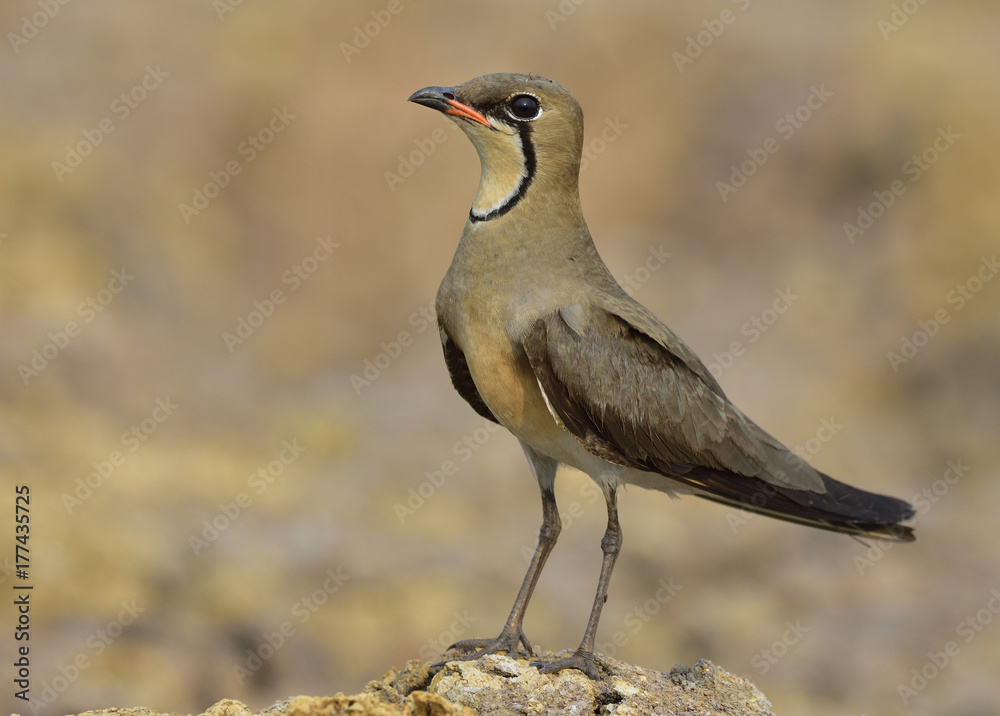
[{"left": 2, "top": 1, "right": 999, "bottom": 715}]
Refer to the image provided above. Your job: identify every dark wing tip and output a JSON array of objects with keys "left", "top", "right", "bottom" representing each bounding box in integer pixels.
[{"left": 682, "top": 465, "right": 916, "bottom": 542}]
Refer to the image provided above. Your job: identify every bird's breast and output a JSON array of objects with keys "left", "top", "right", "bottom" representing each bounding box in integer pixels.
[{"left": 460, "top": 325, "right": 559, "bottom": 441}]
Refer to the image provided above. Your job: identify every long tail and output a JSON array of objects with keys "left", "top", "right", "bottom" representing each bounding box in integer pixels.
[{"left": 682, "top": 467, "right": 915, "bottom": 542}]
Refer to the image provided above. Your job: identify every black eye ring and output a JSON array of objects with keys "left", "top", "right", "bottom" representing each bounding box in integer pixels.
[{"left": 507, "top": 94, "right": 541, "bottom": 121}]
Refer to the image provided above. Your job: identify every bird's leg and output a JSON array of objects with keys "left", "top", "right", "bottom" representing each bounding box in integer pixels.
[
  {"left": 443, "top": 484, "right": 561, "bottom": 661},
  {"left": 534, "top": 487, "right": 621, "bottom": 680}
]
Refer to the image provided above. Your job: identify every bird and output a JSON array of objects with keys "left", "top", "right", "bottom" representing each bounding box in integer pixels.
[{"left": 407, "top": 72, "right": 915, "bottom": 680}]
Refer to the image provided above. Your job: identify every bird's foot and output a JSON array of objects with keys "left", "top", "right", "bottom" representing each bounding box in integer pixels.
[
  {"left": 435, "top": 628, "right": 534, "bottom": 667},
  {"left": 532, "top": 649, "right": 600, "bottom": 680}
]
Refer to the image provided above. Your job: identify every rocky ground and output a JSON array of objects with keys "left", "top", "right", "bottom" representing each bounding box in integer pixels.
[{"left": 64, "top": 654, "right": 773, "bottom": 716}]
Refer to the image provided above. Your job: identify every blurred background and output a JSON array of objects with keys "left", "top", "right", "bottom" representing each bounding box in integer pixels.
[{"left": 2, "top": 1, "right": 999, "bottom": 714}]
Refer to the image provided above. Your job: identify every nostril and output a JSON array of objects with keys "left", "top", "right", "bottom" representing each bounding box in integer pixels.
[{"left": 443, "top": 92, "right": 455, "bottom": 100}]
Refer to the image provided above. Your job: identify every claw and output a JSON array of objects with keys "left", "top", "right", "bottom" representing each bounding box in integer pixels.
[
  {"left": 438, "top": 629, "right": 534, "bottom": 664},
  {"left": 518, "top": 631, "right": 536, "bottom": 657},
  {"left": 531, "top": 650, "right": 600, "bottom": 680},
  {"left": 446, "top": 637, "right": 496, "bottom": 654}
]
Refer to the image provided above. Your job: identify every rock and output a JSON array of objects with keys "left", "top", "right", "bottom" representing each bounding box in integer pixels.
[{"left": 59, "top": 653, "right": 773, "bottom": 716}]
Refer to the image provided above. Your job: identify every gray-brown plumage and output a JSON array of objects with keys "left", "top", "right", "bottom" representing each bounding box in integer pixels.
[{"left": 409, "top": 73, "right": 914, "bottom": 680}]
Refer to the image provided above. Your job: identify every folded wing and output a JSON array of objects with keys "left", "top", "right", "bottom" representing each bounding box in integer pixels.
[{"left": 522, "top": 302, "right": 914, "bottom": 541}]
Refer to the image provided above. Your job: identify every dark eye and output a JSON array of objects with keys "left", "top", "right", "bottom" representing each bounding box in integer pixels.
[{"left": 508, "top": 95, "right": 540, "bottom": 120}]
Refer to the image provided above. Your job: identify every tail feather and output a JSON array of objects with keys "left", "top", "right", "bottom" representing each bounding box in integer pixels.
[{"left": 681, "top": 466, "right": 915, "bottom": 542}]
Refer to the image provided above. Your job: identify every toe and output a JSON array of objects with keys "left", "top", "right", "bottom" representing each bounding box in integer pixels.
[
  {"left": 440, "top": 631, "right": 531, "bottom": 662},
  {"left": 532, "top": 653, "right": 600, "bottom": 680},
  {"left": 447, "top": 637, "right": 493, "bottom": 653}
]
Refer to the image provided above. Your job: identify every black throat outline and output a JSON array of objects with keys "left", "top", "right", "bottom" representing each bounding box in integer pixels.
[{"left": 469, "top": 123, "right": 537, "bottom": 223}]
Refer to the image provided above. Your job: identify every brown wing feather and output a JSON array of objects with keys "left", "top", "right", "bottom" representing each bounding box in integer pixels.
[{"left": 522, "top": 307, "right": 914, "bottom": 540}]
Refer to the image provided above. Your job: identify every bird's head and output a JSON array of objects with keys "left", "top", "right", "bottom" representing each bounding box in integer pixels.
[{"left": 409, "top": 73, "right": 584, "bottom": 223}]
